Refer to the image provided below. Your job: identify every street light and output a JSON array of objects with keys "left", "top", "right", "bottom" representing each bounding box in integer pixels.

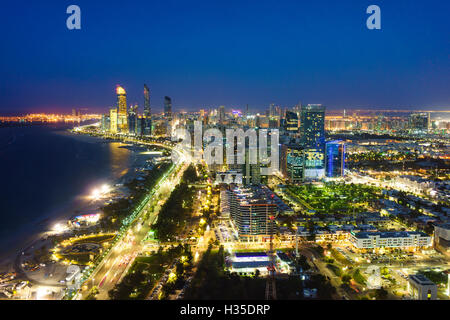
[
  {"left": 91, "top": 188, "right": 101, "bottom": 200},
  {"left": 101, "top": 184, "right": 110, "bottom": 194}
]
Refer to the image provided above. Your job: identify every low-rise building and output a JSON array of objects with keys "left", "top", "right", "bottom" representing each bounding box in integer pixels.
[
  {"left": 434, "top": 223, "right": 450, "bottom": 256},
  {"left": 408, "top": 274, "right": 437, "bottom": 300},
  {"left": 349, "top": 231, "right": 432, "bottom": 251},
  {"left": 228, "top": 252, "right": 270, "bottom": 276}
]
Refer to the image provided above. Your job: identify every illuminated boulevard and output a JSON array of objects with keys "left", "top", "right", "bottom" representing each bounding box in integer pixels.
[{"left": 74, "top": 131, "right": 192, "bottom": 300}]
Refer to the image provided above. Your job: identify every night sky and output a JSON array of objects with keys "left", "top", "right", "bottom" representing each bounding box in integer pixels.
[{"left": 0, "top": 0, "right": 449, "bottom": 114}]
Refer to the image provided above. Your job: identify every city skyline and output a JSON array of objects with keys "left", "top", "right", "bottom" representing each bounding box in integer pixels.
[
  {"left": 0, "top": 0, "right": 449, "bottom": 306},
  {"left": 0, "top": 0, "right": 449, "bottom": 114}
]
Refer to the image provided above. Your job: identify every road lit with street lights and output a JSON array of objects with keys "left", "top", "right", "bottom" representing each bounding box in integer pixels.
[{"left": 75, "top": 139, "right": 191, "bottom": 300}]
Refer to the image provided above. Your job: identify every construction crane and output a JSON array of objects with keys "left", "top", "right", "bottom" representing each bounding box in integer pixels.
[{"left": 265, "top": 195, "right": 277, "bottom": 300}]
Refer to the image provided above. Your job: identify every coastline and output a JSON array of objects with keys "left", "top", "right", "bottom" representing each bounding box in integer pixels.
[{"left": 0, "top": 130, "right": 155, "bottom": 273}]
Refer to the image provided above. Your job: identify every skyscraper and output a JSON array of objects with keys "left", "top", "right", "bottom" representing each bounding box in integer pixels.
[
  {"left": 128, "top": 104, "right": 138, "bottom": 135},
  {"left": 136, "top": 117, "right": 145, "bottom": 136},
  {"left": 116, "top": 85, "right": 127, "bottom": 116},
  {"left": 143, "top": 84, "right": 152, "bottom": 135},
  {"left": 283, "top": 145, "right": 304, "bottom": 183},
  {"left": 219, "top": 105, "right": 226, "bottom": 125},
  {"left": 163, "top": 96, "right": 173, "bottom": 137},
  {"left": 326, "top": 140, "right": 346, "bottom": 177},
  {"left": 301, "top": 104, "right": 326, "bottom": 179},
  {"left": 284, "top": 111, "right": 299, "bottom": 133},
  {"left": 110, "top": 108, "right": 118, "bottom": 133},
  {"left": 301, "top": 104, "right": 325, "bottom": 149},
  {"left": 143, "top": 84, "right": 150, "bottom": 117},
  {"left": 116, "top": 85, "right": 128, "bottom": 132},
  {"left": 164, "top": 96, "right": 172, "bottom": 118},
  {"left": 101, "top": 114, "right": 110, "bottom": 132}
]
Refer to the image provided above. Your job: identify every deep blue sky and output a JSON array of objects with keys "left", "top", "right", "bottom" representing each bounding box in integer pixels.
[{"left": 0, "top": 0, "right": 449, "bottom": 114}]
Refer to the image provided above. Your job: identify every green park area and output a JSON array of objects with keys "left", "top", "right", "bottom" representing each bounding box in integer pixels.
[
  {"left": 107, "top": 244, "right": 193, "bottom": 300},
  {"left": 286, "top": 182, "right": 382, "bottom": 215},
  {"left": 152, "top": 165, "right": 199, "bottom": 242}
]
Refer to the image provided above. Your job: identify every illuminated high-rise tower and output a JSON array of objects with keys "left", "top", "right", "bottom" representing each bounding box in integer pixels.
[
  {"left": 163, "top": 96, "right": 173, "bottom": 137},
  {"left": 110, "top": 108, "right": 118, "bottom": 133},
  {"left": 128, "top": 104, "right": 138, "bottom": 135},
  {"left": 284, "top": 111, "right": 299, "bottom": 133},
  {"left": 143, "top": 84, "right": 151, "bottom": 117},
  {"left": 301, "top": 104, "right": 326, "bottom": 180},
  {"left": 301, "top": 104, "right": 325, "bottom": 150},
  {"left": 116, "top": 85, "right": 128, "bottom": 132},
  {"left": 325, "top": 140, "right": 345, "bottom": 177},
  {"left": 143, "top": 84, "right": 152, "bottom": 135},
  {"left": 116, "top": 85, "right": 127, "bottom": 116}
]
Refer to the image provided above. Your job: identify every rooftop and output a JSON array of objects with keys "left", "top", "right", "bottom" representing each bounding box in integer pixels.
[
  {"left": 435, "top": 223, "right": 450, "bottom": 230},
  {"left": 231, "top": 261, "right": 270, "bottom": 269},
  {"left": 409, "top": 274, "right": 436, "bottom": 286},
  {"left": 231, "top": 185, "right": 291, "bottom": 212},
  {"left": 235, "top": 252, "right": 267, "bottom": 258},
  {"left": 353, "top": 231, "right": 429, "bottom": 239}
]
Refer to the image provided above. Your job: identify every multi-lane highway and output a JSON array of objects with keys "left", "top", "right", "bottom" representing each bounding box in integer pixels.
[{"left": 76, "top": 142, "right": 191, "bottom": 300}]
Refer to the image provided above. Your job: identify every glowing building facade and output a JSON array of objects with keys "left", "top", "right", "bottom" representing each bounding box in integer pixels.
[
  {"left": 301, "top": 104, "right": 326, "bottom": 179},
  {"left": 325, "top": 140, "right": 345, "bottom": 177},
  {"left": 143, "top": 84, "right": 152, "bottom": 135},
  {"left": 109, "top": 108, "right": 118, "bottom": 133},
  {"left": 227, "top": 185, "right": 277, "bottom": 242},
  {"left": 116, "top": 85, "right": 128, "bottom": 132},
  {"left": 284, "top": 111, "right": 299, "bottom": 133}
]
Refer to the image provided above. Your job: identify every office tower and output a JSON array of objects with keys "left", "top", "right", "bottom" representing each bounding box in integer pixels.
[
  {"left": 281, "top": 145, "right": 304, "bottom": 183},
  {"left": 136, "top": 117, "right": 145, "bottom": 136},
  {"left": 227, "top": 185, "right": 277, "bottom": 242},
  {"left": 116, "top": 85, "right": 127, "bottom": 116},
  {"left": 219, "top": 105, "right": 226, "bottom": 125},
  {"left": 101, "top": 114, "right": 110, "bottom": 132},
  {"left": 128, "top": 104, "right": 138, "bottom": 135},
  {"left": 301, "top": 104, "right": 325, "bottom": 148},
  {"left": 109, "top": 108, "right": 118, "bottom": 133},
  {"left": 325, "top": 140, "right": 346, "bottom": 177},
  {"left": 116, "top": 85, "right": 128, "bottom": 132},
  {"left": 243, "top": 143, "right": 261, "bottom": 185},
  {"left": 409, "top": 112, "right": 430, "bottom": 133},
  {"left": 163, "top": 96, "right": 172, "bottom": 136},
  {"left": 143, "top": 84, "right": 152, "bottom": 135},
  {"left": 301, "top": 104, "right": 326, "bottom": 179},
  {"left": 164, "top": 96, "right": 172, "bottom": 118},
  {"left": 143, "top": 84, "right": 150, "bottom": 117},
  {"left": 284, "top": 111, "right": 299, "bottom": 132}
]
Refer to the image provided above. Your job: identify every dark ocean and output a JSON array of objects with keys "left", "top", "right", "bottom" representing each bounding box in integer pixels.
[{"left": 0, "top": 124, "right": 133, "bottom": 260}]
